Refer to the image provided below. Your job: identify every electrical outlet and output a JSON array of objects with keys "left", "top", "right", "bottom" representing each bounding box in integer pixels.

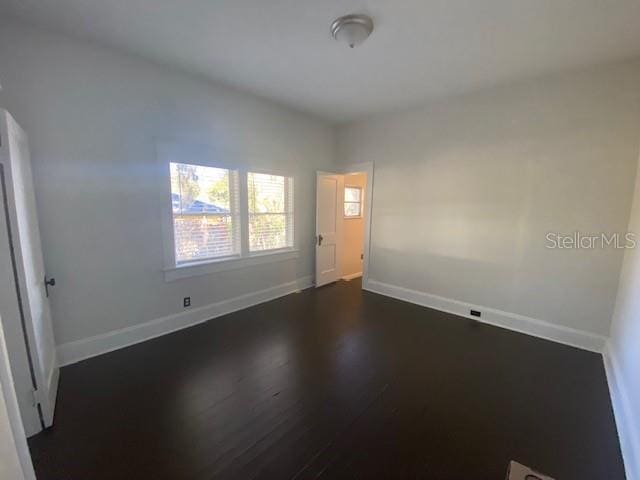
[
  {"left": 183, "top": 297, "right": 191, "bottom": 308},
  {"left": 470, "top": 309, "right": 481, "bottom": 318}
]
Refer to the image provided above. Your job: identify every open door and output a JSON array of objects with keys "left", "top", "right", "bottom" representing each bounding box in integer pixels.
[
  {"left": 0, "top": 110, "right": 59, "bottom": 436},
  {"left": 315, "top": 172, "right": 343, "bottom": 287}
]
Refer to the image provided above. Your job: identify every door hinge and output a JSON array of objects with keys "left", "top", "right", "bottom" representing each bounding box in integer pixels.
[{"left": 31, "top": 388, "right": 41, "bottom": 407}]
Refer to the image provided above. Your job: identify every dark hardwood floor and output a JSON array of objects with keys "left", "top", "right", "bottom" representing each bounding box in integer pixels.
[{"left": 29, "top": 279, "right": 624, "bottom": 479}]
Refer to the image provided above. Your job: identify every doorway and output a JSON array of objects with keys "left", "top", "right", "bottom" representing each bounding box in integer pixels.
[
  {"left": 315, "top": 163, "right": 373, "bottom": 288},
  {"left": 341, "top": 172, "right": 367, "bottom": 281}
]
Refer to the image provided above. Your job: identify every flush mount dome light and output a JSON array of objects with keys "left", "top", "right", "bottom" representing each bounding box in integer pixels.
[{"left": 331, "top": 14, "right": 374, "bottom": 48}]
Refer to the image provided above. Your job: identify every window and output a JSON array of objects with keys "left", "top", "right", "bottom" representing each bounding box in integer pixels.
[
  {"left": 248, "top": 172, "right": 294, "bottom": 252},
  {"left": 165, "top": 158, "right": 297, "bottom": 278},
  {"left": 344, "top": 186, "right": 363, "bottom": 218},
  {"left": 170, "top": 162, "right": 240, "bottom": 264}
]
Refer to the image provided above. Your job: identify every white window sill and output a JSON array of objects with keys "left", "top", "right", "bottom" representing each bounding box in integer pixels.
[{"left": 163, "top": 248, "right": 299, "bottom": 282}]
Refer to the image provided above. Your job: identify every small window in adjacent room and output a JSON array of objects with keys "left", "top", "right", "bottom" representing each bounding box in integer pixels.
[
  {"left": 170, "top": 162, "right": 240, "bottom": 264},
  {"left": 344, "top": 186, "right": 363, "bottom": 218},
  {"left": 248, "top": 172, "right": 294, "bottom": 252}
]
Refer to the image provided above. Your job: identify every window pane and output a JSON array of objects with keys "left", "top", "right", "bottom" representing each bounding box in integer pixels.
[
  {"left": 344, "top": 187, "right": 361, "bottom": 202},
  {"left": 248, "top": 173, "right": 285, "bottom": 213},
  {"left": 171, "top": 163, "right": 231, "bottom": 212},
  {"left": 249, "top": 213, "right": 289, "bottom": 251},
  {"left": 170, "top": 162, "right": 238, "bottom": 263},
  {"left": 247, "top": 172, "right": 293, "bottom": 251},
  {"left": 344, "top": 202, "right": 361, "bottom": 217},
  {"left": 174, "top": 215, "right": 234, "bottom": 261}
]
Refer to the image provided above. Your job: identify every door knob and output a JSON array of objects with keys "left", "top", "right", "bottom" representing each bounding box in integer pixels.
[
  {"left": 44, "top": 276, "right": 56, "bottom": 297},
  {"left": 318, "top": 234, "right": 323, "bottom": 246}
]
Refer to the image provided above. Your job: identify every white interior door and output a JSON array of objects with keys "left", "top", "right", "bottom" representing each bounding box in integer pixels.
[
  {"left": 0, "top": 174, "right": 40, "bottom": 437},
  {"left": 0, "top": 110, "right": 59, "bottom": 436},
  {"left": 316, "top": 172, "right": 343, "bottom": 287}
]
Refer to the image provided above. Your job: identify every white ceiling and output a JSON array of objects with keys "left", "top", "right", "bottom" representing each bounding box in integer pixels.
[{"left": 2, "top": 0, "right": 640, "bottom": 122}]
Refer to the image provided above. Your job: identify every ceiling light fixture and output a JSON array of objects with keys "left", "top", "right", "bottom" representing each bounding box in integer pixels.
[{"left": 331, "top": 14, "right": 374, "bottom": 48}]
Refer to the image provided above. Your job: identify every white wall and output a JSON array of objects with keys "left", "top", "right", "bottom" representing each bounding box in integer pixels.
[
  {"left": 607, "top": 147, "right": 640, "bottom": 480},
  {"left": 0, "top": 21, "right": 334, "bottom": 347},
  {"left": 337, "top": 61, "right": 640, "bottom": 337}
]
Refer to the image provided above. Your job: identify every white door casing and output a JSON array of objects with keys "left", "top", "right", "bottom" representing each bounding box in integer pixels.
[
  {"left": 0, "top": 309, "right": 37, "bottom": 480},
  {"left": 315, "top": 172, "right": 344, "bottom": 287},
  {"left": 0, "top": 110, "right": 59, "bottom": 436}
]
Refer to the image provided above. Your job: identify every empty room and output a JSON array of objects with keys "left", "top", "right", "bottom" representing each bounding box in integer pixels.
[{"left": 0, "top": 1, "right": 639, "bottom": 479}]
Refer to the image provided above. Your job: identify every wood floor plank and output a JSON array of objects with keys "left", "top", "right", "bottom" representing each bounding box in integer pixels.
[{"left": 28, "top": 279, "right": 625, "bottom": 479}]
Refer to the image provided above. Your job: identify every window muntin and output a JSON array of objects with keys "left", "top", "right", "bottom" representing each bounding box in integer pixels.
[
  {"left": 247, "top": 172, "right": 294, "bottom": 252},
  {"left": 344, "top": 186, "right": 363, "bottom": 218},
  {"left": 170, "top": 162, "right": 240, "bottom": 264}
]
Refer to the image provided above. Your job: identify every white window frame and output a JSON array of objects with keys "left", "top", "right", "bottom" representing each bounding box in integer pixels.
[
  {"left": 344, "top": 186, "right": 363, "bottom": 219},
  {"left": 158, "top": 143, "right": 298, "bottom": 282}
]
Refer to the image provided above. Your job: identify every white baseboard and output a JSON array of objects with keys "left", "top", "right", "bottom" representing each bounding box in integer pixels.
[
  {"left": 364, "top": 279, "right": 607, "bottom": 353},
  {"left": 342, "top": 272, "right": 363, "bottom": 281},
  {"left": 604, "top": 342, "right": 639, "bottom": 480},
  {"left": 57, "top": 276, "right": 313, "bottom": 367}
]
